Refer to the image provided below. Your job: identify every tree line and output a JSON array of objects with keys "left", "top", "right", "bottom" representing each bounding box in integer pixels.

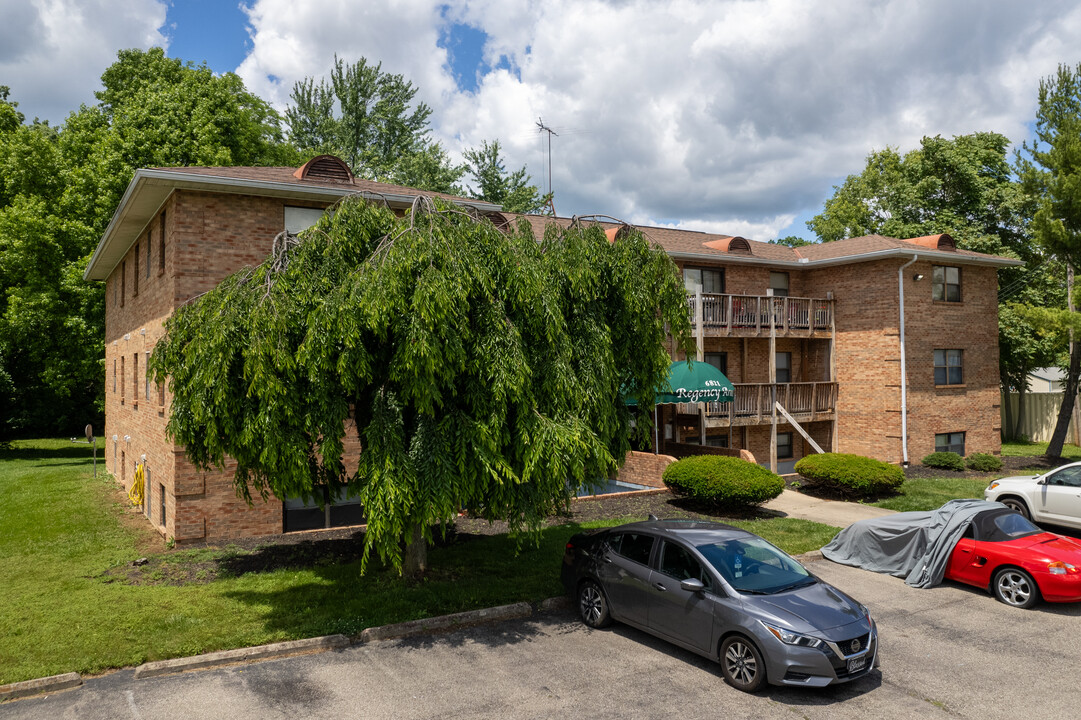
[{"left": 0, "top": 48, "right": 547, "bottom": 441}]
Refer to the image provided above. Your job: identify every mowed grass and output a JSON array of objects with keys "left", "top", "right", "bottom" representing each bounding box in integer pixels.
[
  {"left": 871, "top": 477, "right": 993, "bottom": 512},
  {"left": 0, "top": 439, "right": 838, "bottom": 685},
  {"left": 1001, "top": 439, "right": 1081, "bottom": 461}
]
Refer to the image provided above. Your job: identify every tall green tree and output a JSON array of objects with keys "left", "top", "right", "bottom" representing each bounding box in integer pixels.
[
  {"left": 1016, "top": 63, "right": 1081, "bottom": 457},
  {"left": 463, "top": 139, "right": 550, "bottom": 214},
  {"left": 285, "top": 56, "right": 463, "bottom": 192},
  {"left": 151, "top": 198, "right": 692, "bottom": 574},
  {"left": 0, "top": 49, "right": 297, "bottom": 440}
]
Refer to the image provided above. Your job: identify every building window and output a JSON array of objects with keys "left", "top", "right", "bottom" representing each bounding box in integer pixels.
[
  {"left": 133, "top": 353, "right": 139, "bottom": 401},
  {"left": 120, "top": 356, "right": 125, "bottom": 401},
  {"left": 777, "top": 432, "right": 793, "bottom": 459},
  {"left": 285, "top": 206, "right": 327, "bottom": 234},
  {"left": 159, "top": 483, "right": 166, "bottom": 526},
  {"left": 146, "top": 231, "right": 151, "bottom": 279},
  {"left": 705, "top": 434, "right": 730, "bottom": 448},
  {"left": 121, "top": 451, "right": 125, "bottom": 484},
  {"left": 133, "top": 243, "right": 139, "bottom": 297},
  {"left": 775, "top": 352, "right": 791, "bottom": 383},
  {"left": 769, "top": 271, "right": 790, "bottom": 297},
  {"left": 683, "top": 267, "right": 725, "bottom": 294},
  {"left": 158, "top": 211, "right": 166, "bottom": 275},
  {"left": 113, "top": 358, "right": 117, "bottom": 393},
  {"left": 120, "top": 261, "right": 126, "bottom": 307},
  {"left": 145, "top": 351, "right": 151, "bottom": 400},
  {"left": 934, "top": 349, "right": 963, "bottom": 385},
  {"left": 935, "top": 432, "right": 965, "bottom": 455},
  {"left": 158, "top": 379, "right": 165, "bottom": 407},
  {"left": 933, "top": 265, "right": 961, "bottom": 302},
  {"left": 704, "top": 352, "right": 728, "bottom": 376},
  {"left": 145, "top": 467, "right": 151, "bottom": 518}
]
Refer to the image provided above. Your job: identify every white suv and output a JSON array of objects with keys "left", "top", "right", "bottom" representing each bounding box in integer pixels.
[{"left": 985, "top": 462, "right": 1081, "bottom": 530}]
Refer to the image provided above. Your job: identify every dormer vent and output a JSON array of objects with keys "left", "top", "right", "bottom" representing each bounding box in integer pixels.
[
  {"left": 702, "top": 236, "right": 752, "bottom": 253},
  {"left": 907, "top": 233, "right": 956, "bottom": 251},
  {"left": 294, "top": 155, "right": 354, "bottom": 183}
]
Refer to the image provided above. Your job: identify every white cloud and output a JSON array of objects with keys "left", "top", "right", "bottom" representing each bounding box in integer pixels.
[{"left": 0, "top": 0, "right": 167, "bottom": 124}]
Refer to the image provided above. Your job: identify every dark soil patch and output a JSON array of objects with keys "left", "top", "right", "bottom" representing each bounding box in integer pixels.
[
  {"left": 902, "top": 453, "right": 1067, "bottom": 480},
  {"left": 103, "top": 490, "right": 772, "bottom": 587}
]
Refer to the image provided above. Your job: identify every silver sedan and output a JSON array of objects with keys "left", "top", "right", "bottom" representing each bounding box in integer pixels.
[{"left": 561, "top": 518, "right": 878, "bottom": 692}]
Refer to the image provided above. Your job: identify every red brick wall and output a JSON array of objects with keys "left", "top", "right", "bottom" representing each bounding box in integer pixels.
[{"left": 103, "top": 190, "right": 333, "bottom": 543}]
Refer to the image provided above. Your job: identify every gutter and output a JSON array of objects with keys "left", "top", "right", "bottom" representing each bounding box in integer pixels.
[
  {"left": 665, "top": 248, "right": 1023, "bottom": 270},
  {"left": 898, "top": 254, "right": 918, "bottom": 465}
]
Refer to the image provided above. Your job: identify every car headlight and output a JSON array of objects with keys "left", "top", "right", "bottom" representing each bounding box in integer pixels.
[
  {"left": 760, "top": 621, "right": 823, "bottom": 648},
  {"left": 987, "top": 481, "right": 1000, "bottom": 491},
  {"left": 1048, "top": 561, "right": 1078, "bottom": 575}
]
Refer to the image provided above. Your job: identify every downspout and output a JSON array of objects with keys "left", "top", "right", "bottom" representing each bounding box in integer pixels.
[{"left": 898, "top": 254, "right": 918, "bottom": 465}]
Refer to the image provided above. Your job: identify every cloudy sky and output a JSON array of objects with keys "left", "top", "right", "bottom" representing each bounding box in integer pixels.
[{"left": 3, "top": 0, "right": 1080, "bottom": 240}]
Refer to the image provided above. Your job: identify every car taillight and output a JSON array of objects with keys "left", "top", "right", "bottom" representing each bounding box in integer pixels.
[{"left": 1048, "top": 561, "right": 1078, "bottom": 575}]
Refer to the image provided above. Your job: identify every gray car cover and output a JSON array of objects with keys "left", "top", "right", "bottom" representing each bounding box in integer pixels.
[{"left": 821, "top": 499, "right": 1008, "bottom": 588}]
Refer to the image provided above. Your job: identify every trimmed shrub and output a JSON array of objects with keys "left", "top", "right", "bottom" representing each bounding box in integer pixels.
[
  {"left": 921, "top": 451, "right": 965, "bottom": 471},
  {"left": 965, "top": 452, "right": 1003, "bottom": 472},
  {"left": 793, "top": 452, "right": 904, "bottom": 498},
  {"left": 662, "top": 456, "right": 784, "bottom": 509}
]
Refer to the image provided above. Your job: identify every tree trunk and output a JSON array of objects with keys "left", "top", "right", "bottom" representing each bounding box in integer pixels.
[
  {"left": 1002, "top": 377, "right": 1014, "bottom": 441},
  {"left": 1049, "top": 263, "right": 1080, "bottom": 457},
  {"left": 1016, "top": 384, "right": 1027, "bottom": 441},
  {"left": 403, "top": 523, "right": 427, "bottom": 577}
]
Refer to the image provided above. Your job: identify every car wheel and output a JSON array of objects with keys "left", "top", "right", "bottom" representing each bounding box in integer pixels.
[
  {"left": 720, "top": 635, "right": 767, "bottom": 693},
  {"left": 578, "top": 580, "right": 612, "bottom": 628},
  {"left": 999, "top": 497, "right": 1030, "bottom": 520},
  {"left": 993, "top": 567, "right": 1040, "bottom": 609}
]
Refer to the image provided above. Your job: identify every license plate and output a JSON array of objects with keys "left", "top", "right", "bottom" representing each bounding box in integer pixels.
[{"left": 847, "top": 656, "right": 867, "bottom": 674}]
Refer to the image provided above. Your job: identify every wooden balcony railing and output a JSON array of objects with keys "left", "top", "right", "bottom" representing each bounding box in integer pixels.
[
  {"left": 676, "top": 382, "right": 837, "bottom": 427},
  {"left": 686, "top": 294, "right": 833, "bottom": 335}
]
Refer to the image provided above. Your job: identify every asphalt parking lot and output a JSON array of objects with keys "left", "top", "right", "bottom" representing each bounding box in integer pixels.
[{"left": 3, "top": 557, "right": 1078, "bottom": 720}]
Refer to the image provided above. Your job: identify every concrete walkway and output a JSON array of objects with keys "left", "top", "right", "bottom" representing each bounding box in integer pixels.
[{"left": 761, "top": 489, "right": 896, "bottom": 528}]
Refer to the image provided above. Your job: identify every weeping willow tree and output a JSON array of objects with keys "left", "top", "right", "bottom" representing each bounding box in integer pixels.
[{"left": 150, "top": 197, "right": 691, "bottom": 574}]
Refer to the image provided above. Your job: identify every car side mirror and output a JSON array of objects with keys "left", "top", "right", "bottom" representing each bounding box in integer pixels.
[{"left": 680, "top": 578, "right": 705, "bottom": 593}]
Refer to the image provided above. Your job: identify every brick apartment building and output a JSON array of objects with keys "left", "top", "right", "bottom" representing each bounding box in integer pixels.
[{"left": 84, "top": 155, "right": 1020, "bottom": 543}]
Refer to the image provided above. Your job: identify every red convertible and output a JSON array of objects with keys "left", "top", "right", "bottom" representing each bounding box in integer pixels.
[
  {"left": 822, "top": 500, "right": 1081, "bottom": 610},
  {"left": 946, "top": 507, "right": 1081, "bottom": 608}
]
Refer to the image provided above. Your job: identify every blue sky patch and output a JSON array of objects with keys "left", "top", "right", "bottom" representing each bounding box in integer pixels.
[
  {"left": 164, "top": 0, "right": 250, "bottom": 73},
  {"left": 438, "top": 19, "right": 490, "bottom": 93}
]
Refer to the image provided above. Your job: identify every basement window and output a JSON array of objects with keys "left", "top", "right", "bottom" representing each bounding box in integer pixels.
[
  {"left": 936, "top": 432, "right": 965, "bottom": 455},
  {"left": 159, "top": 483, "right": 166, "bottom": 526}
]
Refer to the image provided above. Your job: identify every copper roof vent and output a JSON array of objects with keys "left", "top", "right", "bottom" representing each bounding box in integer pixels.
[
  {"left": 604, "top": 224, "right": 634, "bottom": 243},
  {"left": 702, "top": 236, "right": 752, "bottom": 253},
  {"left": 294, "top": 155, "right": 354, "bottom": 183},
  {"left": 907, "top": 233, "right": 956, "bottom": 251}
]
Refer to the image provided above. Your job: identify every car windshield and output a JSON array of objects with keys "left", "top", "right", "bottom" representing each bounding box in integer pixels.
[
  {"left": 993, "top": 513, "right": 1041, "bottom": 538},
  {"left": 697, "top": 537, "right": 814, "bottom": 594}
]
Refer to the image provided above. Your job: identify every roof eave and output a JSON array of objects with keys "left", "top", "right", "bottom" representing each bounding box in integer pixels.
[
  {"left": 83, "top": 169, "right": 503, "bottom": 281},
  {"left": 666, "top": 247, "right": 1023, "bottom": 269}
]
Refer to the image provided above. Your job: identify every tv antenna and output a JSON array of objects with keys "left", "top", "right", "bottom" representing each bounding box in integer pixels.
[{"left": 536, "top": 117, "right": 558, "bottom": 215}]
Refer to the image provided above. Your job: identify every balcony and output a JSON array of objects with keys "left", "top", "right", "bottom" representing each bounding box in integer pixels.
[
  {"left": 677, "top": 382, "right": 837, "bottom": 428},
  {"left": 687, "top": 294, "right": 833, "bottom": 337}
]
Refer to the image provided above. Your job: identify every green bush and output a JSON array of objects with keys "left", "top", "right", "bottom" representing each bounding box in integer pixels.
[
  {"left": 793, "top": 453, "right": 904, "bottom": 498},
  {"left": 662, "top": 456, "right": 784, "bottom": 508},
  {"left": 965, "top": 452, "right": 1003, "bottom": 472},
  {"left": 921, "top": 451, "right": 965, "bottom": 471}
]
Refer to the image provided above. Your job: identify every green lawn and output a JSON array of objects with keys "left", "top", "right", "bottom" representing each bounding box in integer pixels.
[
  {"left": 1001, "top": 439, "right": 1081, "bottom": 460},
  {"left": 871, "top": 477, "right": 993, "bottom": 512},
  {"left": 0, "top": 439, "right": 838, "bottom": 685}
]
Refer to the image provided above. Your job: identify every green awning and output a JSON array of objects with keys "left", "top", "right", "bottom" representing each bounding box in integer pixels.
[{"left": 655, "top": 360, "right": 734, "bottom": 404}]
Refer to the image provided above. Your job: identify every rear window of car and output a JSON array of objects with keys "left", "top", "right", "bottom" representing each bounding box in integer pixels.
[{"left": 609, "top": 533, "right": 654, "bottom": 566}]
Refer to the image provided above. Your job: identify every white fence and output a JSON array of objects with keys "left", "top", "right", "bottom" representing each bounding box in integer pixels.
[{"left": 1000, "top": 391, "right": 1081, "bottom": 443}]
